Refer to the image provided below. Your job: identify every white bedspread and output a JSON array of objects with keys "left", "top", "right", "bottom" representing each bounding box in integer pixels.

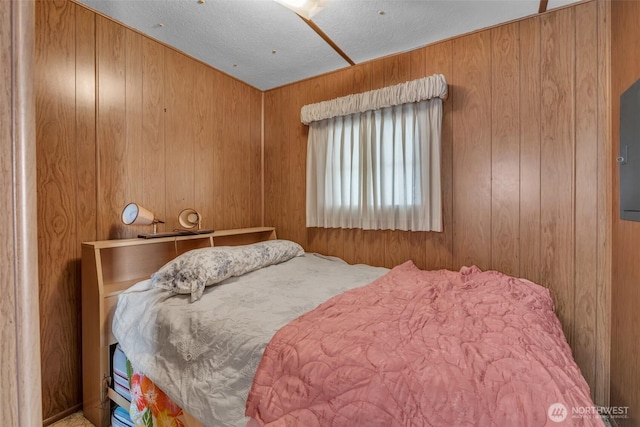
[{"left": 112, "top": 253, "right": 388, "bottom": 427}]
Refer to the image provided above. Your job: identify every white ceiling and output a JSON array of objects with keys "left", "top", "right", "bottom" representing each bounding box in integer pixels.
[{"left": 76, "top": 0, "right": 581, "bottom": 91}]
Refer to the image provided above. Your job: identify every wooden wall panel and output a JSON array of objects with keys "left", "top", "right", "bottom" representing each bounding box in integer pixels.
[
  {"left": 221, "top": 80, "right": 238, "bottom": 227},
  {"left": 125, "top": 29, "right": 144, "bottom": 223},
  {"left": 34, "top": 0, "right": 615, "bottom": 421},
  {"left": 74, "top": 6, "right": 97, "bottom": 417},
  {"left": 219, "top": 79, "right": 253, "bottom": 228},
  {"left": 75, "top": 6, "right": 97, "bottom": 246},
  {"left": 264, "top": 87, "right": 291, "bottom": 241},
  {"left": 226, "top": 80, "right": 251, "bottom": 229},
  {"left": 519, "top": 16, "right": 542, "bottom": 284},
  {"left": 35, "top": 0, "right": 263, "bottom": 421},
  {"left": 211, "top": 70, "right": 225, "bottom": 228},
  {"left": 594, "top": 0, "right": 610, "bottom": 408},
  {"left": 451, "top": 30, "right": 492, "bottom": 271},
  {"left": 194, "top": 63, "right": 216, "bottom": 230},
  {"left": 164, "top": 50, "right": 196, "bottom": 231},
  {"left": 422, "top": 41, "right": 454, "bottom": 271},
  {"left": 540, "top": 7, "right": 575, "bottom": 344},
  {"left": 490, "top": 22, "right": 520, "bottom": 277},
  {"left": 574, "top": 0, "right": 598, "bottom": 398},
  {"left": 288, "top": 78, "right": 309, "bottom": 248},
  {"left": 35, "top": 0, "right": 81, "bottom": 418},
  {"left": 141, "top": 38, "right": 167, "bottom": 235},
  {"left": 611, "top": 0, "right": 640, "bottom": 424},
  {"left": 250, "top": 88, "right": 263, "bottom": 227},
  {"left": 97, "top": 16, "right": 128, "bottom": 239},
  {"left": 263, "top": 0, "right": 609, "bottom": 403},
  {"left": 221, "top": 81, "right": 237, "bottom": 227}
]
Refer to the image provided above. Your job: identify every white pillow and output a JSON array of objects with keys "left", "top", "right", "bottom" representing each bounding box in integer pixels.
[{"left": 151, "top": 240, "right": 304, "bottom": 302}]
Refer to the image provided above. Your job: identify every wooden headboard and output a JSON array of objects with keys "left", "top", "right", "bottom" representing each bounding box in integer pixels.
[{"left": 80, "top": 227, "right": 276, "bottom": 427}]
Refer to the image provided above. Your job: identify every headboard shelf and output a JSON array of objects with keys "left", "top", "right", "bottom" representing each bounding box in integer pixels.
[
  {"left": 212, "top": 226, "right": 276, "bottom": 237},
  {"left": 213, "top": 227, "right": 277, "bottom": 246},
  {"left": 104, "top": 278, "right": 146, "bottom": 298},
  {"left": 83, "top": 234, "right": 215, "bottom": 288},
  {"left": 81, "top": 226, "right": 276, "bottom": 427}
]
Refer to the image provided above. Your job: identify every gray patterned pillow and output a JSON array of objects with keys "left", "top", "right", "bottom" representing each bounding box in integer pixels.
[{"left": 151, "top": 240, "right": 304, "bottom": 302}]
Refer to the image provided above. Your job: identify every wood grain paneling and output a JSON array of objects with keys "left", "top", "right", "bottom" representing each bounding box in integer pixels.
[
  {"left": 226, "top": 80, "right": 252, "bottom": 229},
  {"left": 519, "top": 16, "right": 542, "bottom": 284},
  {"left": 452, "top": 30, "right": 492, "bottom": 271},
  {"left": 75, "top": 6, "right": 97, "bottom": 246},
  {"left": 97, "top": 16, "right": 127, "bottom": 239},
  {"left": 221, "top": 80, "right": 237, "bottom": 227},
  {"left": 264, "top": 88, "right": 287, "bottom": 240},
  {"left": 211, "top": 70, "right": 225, "bottom": 228},
  {"left": 422, "top": 41, "right": 453, "bottom": 271},
  {"left": 263, "top": 0, "right": 610, "bottom": 404},
  {"left": 2, "top": 1, "right": 42, "bottom": 425},
  {"left": 611, "top": 0, "right": 640, "bottom": 423},
  {"left": 74, "top": 6, "right": 97, "bottom": 416},
  {"left": 34, "top": 0, "right": 614, "bottom": 421},
  {"left": 574, "top": 0, "right": 598, "bottom": 398},
  {"left": 165, "top": 49, "right": 196, "bottom": 231},
  {"left": 540, "top": 6, "right": 575, "bottom": 344},
  {"left": 491, "top": 22, "right": 520, "bottom": 277},
  {"left": 36, "top": 0, "right": 81, "bottom": 417},
  {"left": 36, "top": 0, "right": 263, "bottom": 421},
  {"left": 141, "top": 37, "right": 166, "bottom": 234},
  {"left": 250, "top": 89, "right": 263, "bottom": 227},
  {"left": 194, "top": 62, "right": 216, "bottom": 230},
  {"left": 288, "top": 78, "right": 309, "bottom": 248},
  {"left": 594, "top": 0, "right": 610, "bottom": 408},
  {"left": 125, "top": 29, "right": 144, "bottom": 224}
]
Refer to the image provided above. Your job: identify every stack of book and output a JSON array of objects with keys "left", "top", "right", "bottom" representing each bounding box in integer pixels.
[{"left": 111, "top": 345, "right": 134, "bottom": 427}]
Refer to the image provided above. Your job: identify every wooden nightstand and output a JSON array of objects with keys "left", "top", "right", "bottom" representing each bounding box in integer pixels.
[{"left": 81, "top": 227, "right": 276, "bottom": 427}]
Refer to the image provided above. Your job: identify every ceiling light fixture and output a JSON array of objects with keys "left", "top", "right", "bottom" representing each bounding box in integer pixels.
[{"left": 274, "top": 0, "right": 322, "bottom": 20}]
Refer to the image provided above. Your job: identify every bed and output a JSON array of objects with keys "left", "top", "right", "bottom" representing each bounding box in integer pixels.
[{"left": 110, "top": 237, "right": 604, "bottom": 427}]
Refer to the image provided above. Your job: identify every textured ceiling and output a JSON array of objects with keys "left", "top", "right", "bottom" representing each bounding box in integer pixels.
[{"left": 76, "top": 0, "right": 581, "bottom": 90}]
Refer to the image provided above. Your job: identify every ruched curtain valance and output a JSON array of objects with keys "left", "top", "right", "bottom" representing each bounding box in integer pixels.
[{"left": 301, "top": 74, "right": 447, "bottom": 124}]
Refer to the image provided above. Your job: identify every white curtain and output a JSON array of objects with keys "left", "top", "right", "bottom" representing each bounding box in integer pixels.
[{"left": 305, "top": 75, "right": 446, "bottom": 232}]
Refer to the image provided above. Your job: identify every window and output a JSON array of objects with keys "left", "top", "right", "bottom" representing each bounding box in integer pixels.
[{"left": 304, "top": 75, "right": 446, "bottom": 232}]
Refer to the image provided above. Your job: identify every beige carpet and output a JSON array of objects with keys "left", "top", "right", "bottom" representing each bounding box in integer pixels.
[{"left": 50, "top": 412, "right": 94, "bottom": 427}]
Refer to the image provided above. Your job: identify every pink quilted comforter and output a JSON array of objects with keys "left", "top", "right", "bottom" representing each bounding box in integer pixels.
[{"left": 245, "top": 262, "right": 603, "bottom": 427}]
